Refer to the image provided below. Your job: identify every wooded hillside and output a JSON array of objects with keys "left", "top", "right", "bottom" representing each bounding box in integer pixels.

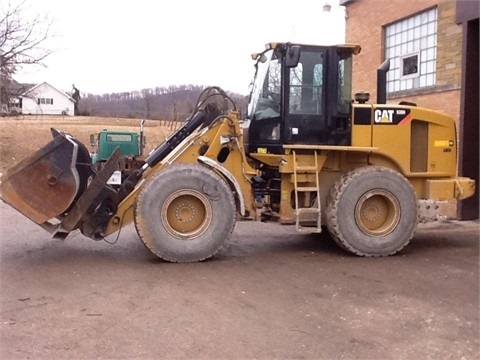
[{"left": 77, "top": 84, "right": 249, "bottom": 121}]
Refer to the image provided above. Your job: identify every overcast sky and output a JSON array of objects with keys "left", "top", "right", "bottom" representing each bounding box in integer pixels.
[{"left": 12, "top": 0, "right": 345, "bottom": 95}]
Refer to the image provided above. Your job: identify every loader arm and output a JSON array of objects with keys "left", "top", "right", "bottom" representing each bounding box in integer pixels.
[{"left": 104, "top": 109, "right": 258, "bottom": 237}]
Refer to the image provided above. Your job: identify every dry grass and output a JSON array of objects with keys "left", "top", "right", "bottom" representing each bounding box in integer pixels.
[{"left": 0, "top": 115, "right": 177, "bottom": 172}]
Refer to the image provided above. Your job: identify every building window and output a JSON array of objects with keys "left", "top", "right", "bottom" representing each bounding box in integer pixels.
[
  {"left": 384, "top": 7, "right": 437, "bottom": 94},
  {"left": 401, "top": 53, "right": 419, "bottom": 77},
  {"left": 37, "top": 98, "right": 54, "bottom": 105}
]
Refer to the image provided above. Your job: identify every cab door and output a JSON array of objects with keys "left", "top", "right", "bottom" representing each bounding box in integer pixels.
[{"left": 284, "top": 49, "right": 327, "bottom": 144}]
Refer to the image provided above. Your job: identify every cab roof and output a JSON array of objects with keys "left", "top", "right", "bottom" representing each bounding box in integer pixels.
[{"left": 251, "top": 42, "right": 361, "bottom": 60}]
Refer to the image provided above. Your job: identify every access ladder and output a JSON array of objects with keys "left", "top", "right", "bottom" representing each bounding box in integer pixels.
[{"left": 292, "top": 150, "right": 322, "bottom": 233}]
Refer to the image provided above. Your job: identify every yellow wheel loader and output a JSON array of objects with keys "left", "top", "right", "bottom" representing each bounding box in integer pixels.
[{"left": 0, "top": 43, "right": 475, "bottom": 262}]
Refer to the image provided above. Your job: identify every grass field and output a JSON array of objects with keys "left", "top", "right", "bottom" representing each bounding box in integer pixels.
[{"left": 0, "top": 115, "right": 177, "bottom": 172}]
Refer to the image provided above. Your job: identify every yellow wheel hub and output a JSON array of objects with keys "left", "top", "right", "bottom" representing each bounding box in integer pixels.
[
  {"left": 355, "top": 190, "right": 400, "bottom": 236},
  {"left": 162, "top": 190, "right": 212, "bottom": 239}
]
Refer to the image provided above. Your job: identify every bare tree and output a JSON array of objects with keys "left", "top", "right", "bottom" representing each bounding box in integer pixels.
[{"left": 0, "top": 0, "right": 53, "bottom": 111}]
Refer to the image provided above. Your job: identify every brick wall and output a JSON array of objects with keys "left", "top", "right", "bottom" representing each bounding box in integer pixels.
[
  {"left": 344, "top": 0, "right": 462, "bottom": 122},
  {"left": 395, "top": 88, "right": 461, "bottom": 121},
  {"left": 436, "top": 0, "right": 463, "bottom": 88}
]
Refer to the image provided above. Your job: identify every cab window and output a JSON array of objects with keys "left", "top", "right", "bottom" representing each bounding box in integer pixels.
[{"left": 288, "top": 50, "right": 324, "bottom": 115}]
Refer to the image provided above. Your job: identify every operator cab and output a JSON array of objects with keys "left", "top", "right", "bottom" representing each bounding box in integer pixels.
[{"left": 244, "top": 42, "right": 360, "bottom": 154}]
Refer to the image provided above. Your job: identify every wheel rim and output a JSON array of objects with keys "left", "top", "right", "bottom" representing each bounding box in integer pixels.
[
  {"left": 162, "top": 190, "right": 212, "bottom": 239},
  {"left": 355, "top": 189, "right": 400, "bottom": 236}
]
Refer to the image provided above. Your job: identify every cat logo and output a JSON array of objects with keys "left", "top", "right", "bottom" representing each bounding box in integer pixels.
[{"left": 374, "top": 109, "right": 395, "bottom": 123}]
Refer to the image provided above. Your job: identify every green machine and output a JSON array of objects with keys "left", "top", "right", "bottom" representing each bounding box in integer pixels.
[
  {"left": 91, "top": 130, "right": 142, "bottom": 164},
  {"left": 90, "top": 120, "right": 146, "bottom": 185}
]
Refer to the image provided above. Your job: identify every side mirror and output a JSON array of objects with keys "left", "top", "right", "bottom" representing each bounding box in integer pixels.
[
  {"left": 285, "top": 45, "right": 301, "bottom": 68},
  {"left": 89, "top": 134, "right": 96, "bottom": 147}
]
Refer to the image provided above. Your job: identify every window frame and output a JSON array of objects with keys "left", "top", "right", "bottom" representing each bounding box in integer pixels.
[
  {"left": 37, "top": 97, "right": 54, "bottom": 105},
  {"left": 384, "top": 7, "right": 438, "bottom": 95},
  {"left": 400, "top": 52, "right": 420, "bottom": 79}
]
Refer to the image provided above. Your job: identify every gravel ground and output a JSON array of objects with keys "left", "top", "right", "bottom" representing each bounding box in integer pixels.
[{"left": 0, "top": 200, "right": 479, "bottom": 359}]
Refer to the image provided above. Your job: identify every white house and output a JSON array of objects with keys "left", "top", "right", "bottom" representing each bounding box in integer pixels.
[{"left": 19, "top": 82, "right": 76, "bottom": 116}]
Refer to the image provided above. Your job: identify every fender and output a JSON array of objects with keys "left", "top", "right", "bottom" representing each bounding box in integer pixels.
[{"left": 197, "top": 156, "right": 246, "bottom": 217}]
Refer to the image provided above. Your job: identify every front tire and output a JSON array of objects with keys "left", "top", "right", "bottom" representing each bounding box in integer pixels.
[
  {"left": 326, "top": 166, "right": 418, "bottom": 256},
  {"left": 134, "top": 163, "right": 236, "bottom": 262}
]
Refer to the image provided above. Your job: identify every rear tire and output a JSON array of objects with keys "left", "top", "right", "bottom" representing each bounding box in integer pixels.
[
  {"left": 326, "top": 166, "right": 418, "bottom": 256},
  {"left": 134, "top": 163, "right": 236, "bottom": 262}
]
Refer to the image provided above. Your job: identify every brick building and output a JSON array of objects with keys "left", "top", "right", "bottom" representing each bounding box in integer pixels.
[{"left": 341, "top": 0, "right": 478, "bottom": 219}]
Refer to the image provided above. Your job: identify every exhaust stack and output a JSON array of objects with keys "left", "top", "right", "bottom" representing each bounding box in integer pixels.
[{"left": 377, "top": 59, "right": 390, "bottom": 104}]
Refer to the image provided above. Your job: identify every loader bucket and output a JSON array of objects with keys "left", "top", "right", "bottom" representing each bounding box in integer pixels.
[{"left": 0, "top": 128, "right": 93, "bottom": 225}]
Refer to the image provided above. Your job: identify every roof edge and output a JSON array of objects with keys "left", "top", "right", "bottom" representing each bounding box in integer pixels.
[{"left": 20, "top": 81, "right": 76, "bottom": 102}]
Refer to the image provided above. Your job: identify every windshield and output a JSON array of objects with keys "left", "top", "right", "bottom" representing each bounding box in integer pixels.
[{"left": 247, "top": 49, "right": 280, "bottom": 120}]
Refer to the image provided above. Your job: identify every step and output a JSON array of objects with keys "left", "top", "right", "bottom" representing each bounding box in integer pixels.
[
  {"left": 295, "top": 165, "right": 318, "bottom": 172},
  {"left": 295, "top": 208, "right": 321, "bottom": 232},
  {"left": 295, "top": 207, "right": 320, "bottom": 215},
  {"left": 296, "top": 186, "right": 319, "bottom": 192}
]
